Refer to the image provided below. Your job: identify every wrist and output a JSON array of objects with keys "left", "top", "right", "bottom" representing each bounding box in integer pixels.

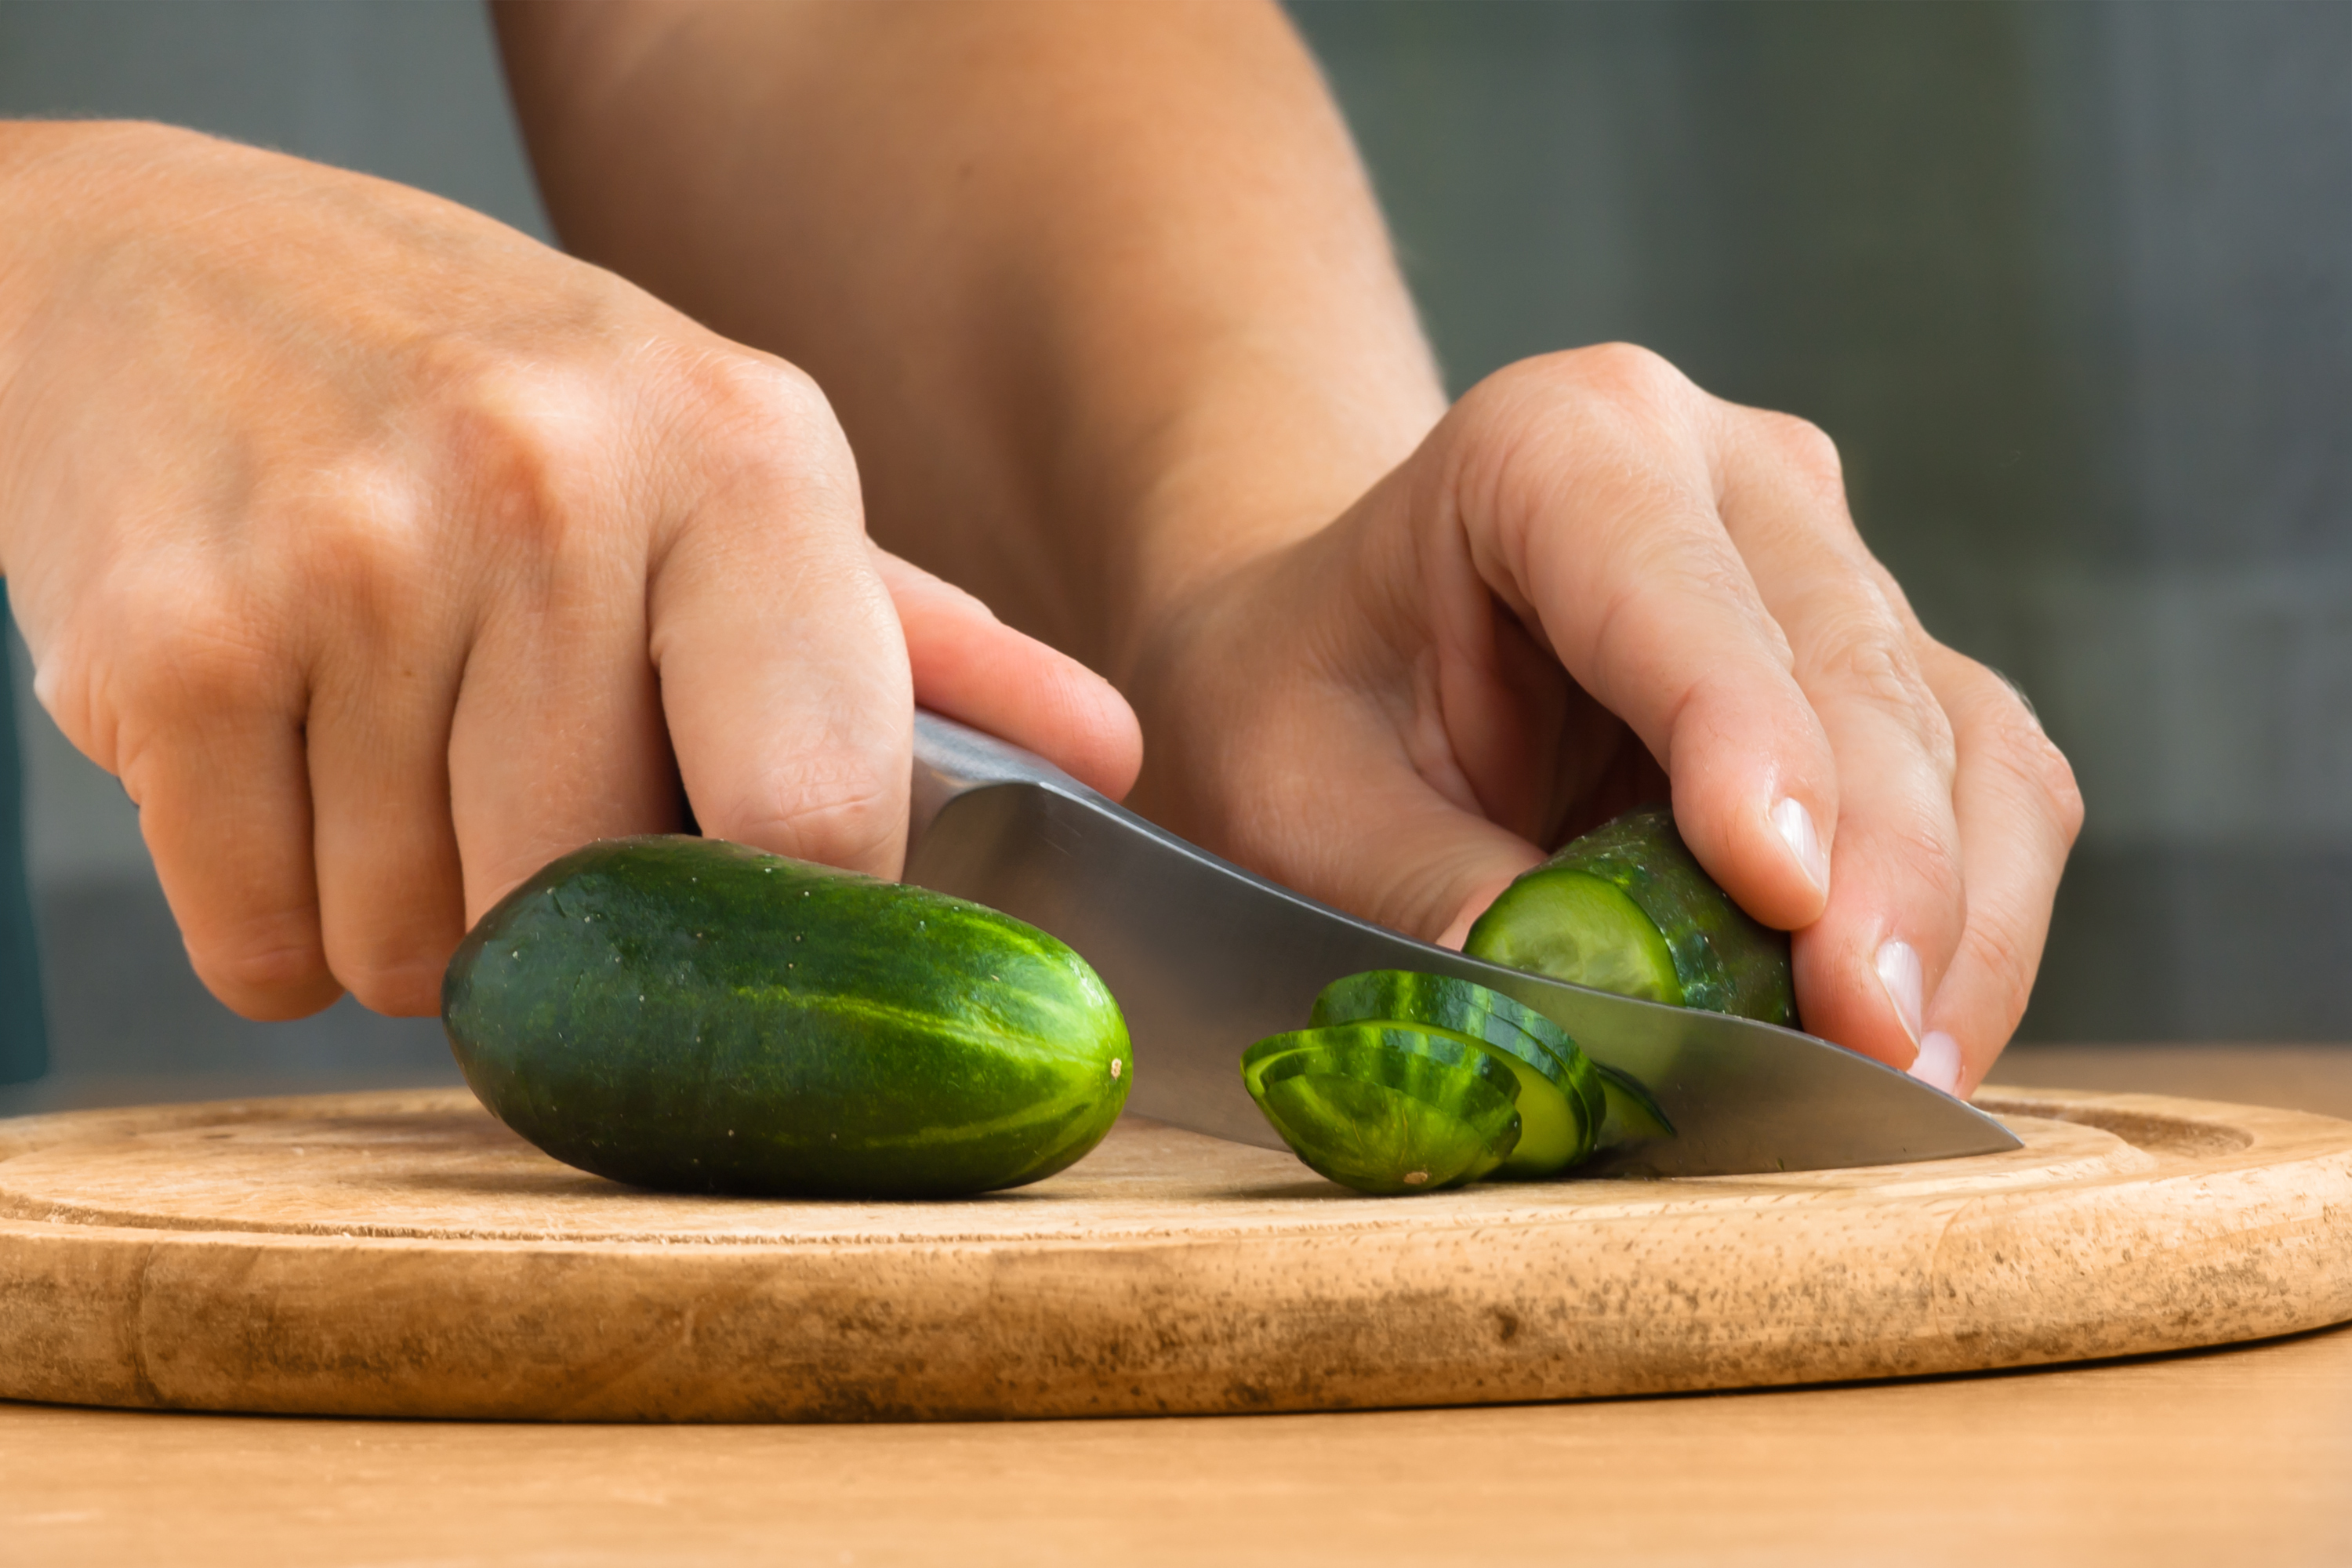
[
  {"left": 0, "top": 122, "right": 209, "bottom": 578},
  {"left": 1097, "top": 360, "right": 1443, "bottom": 686}
]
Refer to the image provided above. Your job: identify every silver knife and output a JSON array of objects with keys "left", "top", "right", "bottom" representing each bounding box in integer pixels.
[{"left": 904, "top": 710, "right": 2020, "bottom": 1176}]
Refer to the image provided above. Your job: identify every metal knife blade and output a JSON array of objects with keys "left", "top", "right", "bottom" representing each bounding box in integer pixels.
[{"left": 904, "top": 710, "right": 2020, "bottom": 1176}]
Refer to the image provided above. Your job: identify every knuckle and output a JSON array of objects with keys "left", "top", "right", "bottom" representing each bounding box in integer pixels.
[
  {"left": 2001, "top": 720, "right": 2087, "bottom": 844},
  {"left": 723, "top": 753, "right": 905, "bottom": 873},
  {"left": 31, "top": 624, "right": 145, "bottom": 775},
  {"left": 1461, "top": 343, "right": 1694, "bottom": 443},
  {"left": 190, "top": 927, "right": 337, "bottom": 1020},
  {"left": 442, "top": 365, "right": 611, "bottom": 563},
  {"left": 1562, "top": 341, "right": 1690, "bottom": 407},
  {"left": 1805, "top": 605, "right": 1954, "bottom": 762},
  {"left": 1885, "top": 807, "right": 1968, "bottom": 907},
  {"left": 116, "top": 605, "right": 284, "bottom": 717},
  {"left": 335, "top": 952, "right": 450, "bottom": 1018},
  {"left": 1961, "top": 905, "right": 2040, "bottom": 995},
  {"left": 1957, "top": 664, "right": 2089, "bottom": 844},
  {"left": 2042, "top": 746, "right": 2087, "bottom": 841},
  {"left": 1756, "top": 410, "right": 1846, "bottom": 491},
  {"left": 1446, "top": 346, "right": 1718, "bottom": 534},
  {"left": 670, "top": 351, "right": 848, "bottom": 473},
  {"left": 289, "top": 464, "right": 437, "bottom": 616}
]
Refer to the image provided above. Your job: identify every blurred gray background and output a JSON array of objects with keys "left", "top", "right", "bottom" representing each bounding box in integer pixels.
[{"left": 0, "top": 0, "right": 2344, "bottom": 1111}]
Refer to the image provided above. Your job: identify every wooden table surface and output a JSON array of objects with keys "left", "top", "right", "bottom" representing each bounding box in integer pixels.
[{"left": 8, "top": 1043, "right": 2351, "bottom": 1568}]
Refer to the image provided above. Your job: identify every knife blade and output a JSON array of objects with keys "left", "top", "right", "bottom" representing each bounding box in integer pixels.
[{"left": 904, "top": 710, "right": 2020, "bottom": 1176}]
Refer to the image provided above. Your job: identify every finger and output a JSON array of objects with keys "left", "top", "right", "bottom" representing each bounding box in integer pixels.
[
  {"left": 1717, "top": 407, "right": 1967, "bottom": 1071},
  {"left": 114, "top": 661, "right": 343, "bottom": 1022},
  {"left": 308, "top": 611, "right": 469, "bottom": 1017},
  {"left": 447, "top": 577, "right": 683, "bottom": 925},
  {"left": 871, "top": 546, "right": 1143, "bottom": 800},
  {"left": 648, "top": 367, "right": 914, "bottom": 878},
  {"left": 1912, "top": 644, "right": 2085, "bottom": 1094},
  {"left": 437, "top": 360, "right": 690, "bottom": 919},
  {"left": 1446, "top": 349, "right": 1838, "bottom": 934}
]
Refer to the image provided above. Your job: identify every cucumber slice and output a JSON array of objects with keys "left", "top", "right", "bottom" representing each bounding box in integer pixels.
[
  {"left": 1465, "top": 869, "right": 1682, "bottom": 1004},
  {"left": 1465, "top": 806, "right": 1797, "bottom": 1029},
  {"left": 1312, "top": 969, "right": 1575, "bottom": 1070},
  {"left": 1243, "top": 1025, "right": 1521, "bottom": 1195},
  {"left": 1407, "top": 1021, "right": 1580, "bottom": 1179},
  {"left": 1593, "top": 1062, "right": 1675, "bottom": 1145},
  {"left": 1309, "top": 971, "right": 1591, "bottom": 1178},
  {"left": 1562, "top": 1046, "right": 1608, "bottom": 1160}
]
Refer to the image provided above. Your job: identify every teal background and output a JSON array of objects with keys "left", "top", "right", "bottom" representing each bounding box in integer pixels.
[
  {"left": 0, "top": 1, "right": 2344, "bottom": 1107},
  {"left": 0, "top": 605, "right": 43, "bottom": 1083}
]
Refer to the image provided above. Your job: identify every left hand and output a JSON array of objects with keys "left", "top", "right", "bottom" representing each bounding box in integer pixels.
[{"left": 1121, "top": 346, "right": 2082, "bottom": 1095}]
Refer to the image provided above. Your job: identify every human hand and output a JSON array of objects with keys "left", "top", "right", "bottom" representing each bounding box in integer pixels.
[
  {"left": 0, "top": 123, "right": 1138, "bottom": 1022},
  {"left": 1122, "top": 346, "right": 2081, "bottom": 1094}
]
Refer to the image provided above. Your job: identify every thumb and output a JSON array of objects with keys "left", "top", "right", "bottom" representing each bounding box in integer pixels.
[{"left": 872, "top": 546, "right": 1143, "bottom": 800}]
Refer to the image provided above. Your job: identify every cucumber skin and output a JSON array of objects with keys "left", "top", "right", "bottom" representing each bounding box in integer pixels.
[
  {"left": 441, "top": 836, "right": 1130, "bottom": 1199},
  {"left": 1246, "top": 1025, "right": 1522, "bottom": 1194},
  {"left": 1312, "top": 970, "right": 1576, "bottom": 1073},
  {"left": 1473, "top": 808, "right": 1798, "bottom": 1029},
  {"left": 1308, "top": 971, "right": 1594, "bottom": 1176}
]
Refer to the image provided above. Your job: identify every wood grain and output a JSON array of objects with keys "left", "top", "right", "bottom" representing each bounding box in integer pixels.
[
  {"left": 2, "top": 1080, "right": 2348, "bottom": 1421},
  {"left": 8, "top": 1322, "right": 2350, "bottom": 1568}
]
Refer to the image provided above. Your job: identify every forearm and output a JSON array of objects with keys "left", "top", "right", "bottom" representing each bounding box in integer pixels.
[{"left": 494, "top": 0, "right": 1443, "bottom": 673}]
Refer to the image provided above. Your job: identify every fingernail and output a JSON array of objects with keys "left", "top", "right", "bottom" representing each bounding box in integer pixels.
[
  {"left": 1909, "top": 1030, "right": 1962, "bottom": 1095},
  {"left": 1875, "top": 939, "right": 1924, "bottom": 1046},
  {"left": 1770, "top": 797, "right": 1829, "bottom": 895}
]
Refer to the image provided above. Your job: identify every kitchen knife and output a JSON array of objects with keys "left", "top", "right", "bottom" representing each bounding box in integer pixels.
[{"left": 904, "top": 710, "right": 2020, "bottom": 1176}]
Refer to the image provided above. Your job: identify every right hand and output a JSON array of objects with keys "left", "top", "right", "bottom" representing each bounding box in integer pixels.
[{"left": 0, "top": 123, "right": 1140, "bottom": 1022}]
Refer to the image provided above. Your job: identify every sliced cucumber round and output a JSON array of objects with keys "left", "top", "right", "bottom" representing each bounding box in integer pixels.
[
  {"left": 1243, "top": 1025, "right": 1521, "bottom": 1195},
  {"left": 1465, "top": 806, "right": 1797, "bottom": 1029},
  {"left": 1312, "top": 969, "right": 1573, "bottom": 1067},
  {"left": 1593, "top": 1061, "right": 1675, "bottom": 1145},
  {"left": 1308, "top": 970, "right": 1591, "bottom": 1178},
  {"left": 1463, "top": 868, "right": 1682, "bottom": 1004},
  {"left": 1562, "top": 1043, "right": 1607, "bottom": 1156}
]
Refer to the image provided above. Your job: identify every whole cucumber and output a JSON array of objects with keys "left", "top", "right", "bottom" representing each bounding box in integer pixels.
[{"left": 442, "top": 835, "right": 1131, "bottom": 1199}]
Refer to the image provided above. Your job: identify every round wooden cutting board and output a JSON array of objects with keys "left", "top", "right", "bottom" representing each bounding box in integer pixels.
[{"left": 2, "top": 1084, "right": 2348, "bottom": 1421}]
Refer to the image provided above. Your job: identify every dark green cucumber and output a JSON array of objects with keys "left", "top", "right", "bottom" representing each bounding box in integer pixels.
[
  {"left": 1309, "top": 971, "right": 1592, "bottom": 1178},
  {"left": 1464, "top": 806, "right": 1797, "bottom": 1028},
  {"left": 441, "top": 835, "right": 1130, "bottom": 1199},
  {"left": 1243, "top": 1025, "right": 1521, "bottom": 1195}
]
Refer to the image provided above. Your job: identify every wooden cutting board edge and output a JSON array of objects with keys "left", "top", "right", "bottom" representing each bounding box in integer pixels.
[{"left": 1, "top": 1083, "right": 2348, "bottom": 1422}]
